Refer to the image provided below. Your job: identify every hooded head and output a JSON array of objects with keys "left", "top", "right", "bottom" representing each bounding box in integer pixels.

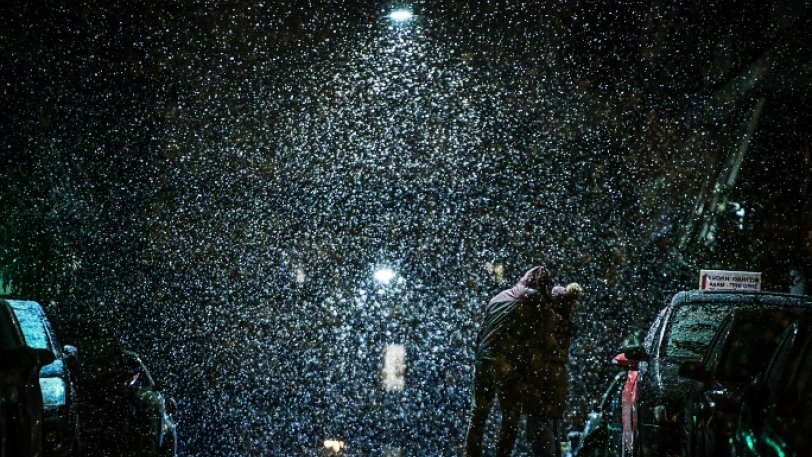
[
  {"left": 518, "top": 265, "right": 552, "bottom": 294},
  {"left": 488, "top": 265, "right": 552, "bottom": 305},
  {"left": 518, "top": 265, "right": 552, "bottom": 289}
]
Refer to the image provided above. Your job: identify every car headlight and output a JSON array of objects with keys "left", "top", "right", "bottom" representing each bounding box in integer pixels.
[{"left": 39, "top": 377, "right": 67, "bottom": 407}]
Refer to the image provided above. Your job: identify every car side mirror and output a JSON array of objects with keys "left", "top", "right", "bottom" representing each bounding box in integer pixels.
[
  {"left": 63, "top": 345, "right": 78, "bottom": 360},
  {"left": 621, "top": 345, "right": 649, "bottom": 362},
  {"left": 678, "top": 360, "right": 711, "bottom": 384},
  {"left": 63, "top": 345, "right": 79, "bottom": 368},
  {"left": 612, "top": 352, "right": 639, "bottom": 370}
]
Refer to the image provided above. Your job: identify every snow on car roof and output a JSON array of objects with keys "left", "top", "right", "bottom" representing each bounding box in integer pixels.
[{"left": 8, "top": 300, "right": 51, "bottom": 351}]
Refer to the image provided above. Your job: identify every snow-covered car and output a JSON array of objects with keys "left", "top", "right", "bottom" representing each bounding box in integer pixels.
[
  {"left": 79, "top": 339, "right": 177, "bottom": 457},
  {"left": 613, "top": 290, "right": 812, "bottom": 457},
  {"left": 0, "top": 298, "right": 55, "bottom": 457},
  {"left": 677, "top": 307, "right": 810, "bottom": 457},
  {"left": 9, "top": 299, "right": 80, "bottom": 457}
]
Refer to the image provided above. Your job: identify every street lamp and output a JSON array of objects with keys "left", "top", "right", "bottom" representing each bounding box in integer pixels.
[
  {"left": 373, "top": 267, "right": 397, "bottom": 285},
  {"left": 388, "top": 8, "right": 414, "bottom": 23}
]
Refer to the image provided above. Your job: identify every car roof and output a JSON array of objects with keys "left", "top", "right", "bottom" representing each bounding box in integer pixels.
[
  {"left": 6, "top": 299, "right": 53, "bottom": 351},
  {"left": 5, "top": 299, "right": 46, "bottom": 314},
  {"left": 670, "top": 290, "right": 812, "bottom": 308}
]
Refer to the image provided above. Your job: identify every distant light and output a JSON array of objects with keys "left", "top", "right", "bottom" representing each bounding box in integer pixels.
[
  {"left": 323, "top": 439, "right": 345, "bottom": 454},
  {"left": 485, "top": 262, "right": 505, "bottom": 283},
  {"left": 381, "top": 344, "right": 406, "bottom": 392},
  {"left": 373, "top": 268, "right": 397, "bottom": 285},
  {"left": 388, "top": 9, "right": 413, "bottom": 22}
]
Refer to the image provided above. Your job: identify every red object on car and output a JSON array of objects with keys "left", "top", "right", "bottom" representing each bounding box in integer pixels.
[{"left": 613, "top": 352, "right": 639, "bottom": 453}]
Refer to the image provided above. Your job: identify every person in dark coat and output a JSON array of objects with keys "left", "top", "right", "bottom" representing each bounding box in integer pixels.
[
  {"left": 464, "top": 265, "right": 553, "bottom": 457},
  {"left": 523, "top": 282, "right": 582, "bottom": 457}
]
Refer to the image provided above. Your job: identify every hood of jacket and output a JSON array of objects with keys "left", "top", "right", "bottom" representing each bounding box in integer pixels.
[{"left": 489, "top": 265, "right": 551, "bottom": 305}]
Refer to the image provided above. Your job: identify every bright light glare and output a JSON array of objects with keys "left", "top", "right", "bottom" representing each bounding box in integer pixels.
[
  {"left": 388, "top": 9, "right": 413, "bottom": 22},
  {"left": 485, "top": 261, "right": 505, "bottom": 283},
  {"left": 381, "top": 344, "right": 406, "bottom": 392},
  {"left": 323, "top": 439, "right": 345, "bottom": 453},
  {"left": 373, "top": 268, "right": 396, "bottom": 285}
]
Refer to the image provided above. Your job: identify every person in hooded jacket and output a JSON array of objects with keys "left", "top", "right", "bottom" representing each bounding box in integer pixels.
[
  {"left": 464, "top": 265, "right": 553, "bottom": 457},
  {"left": 521, "top": 282, "right": 583, "bottom": 457}
]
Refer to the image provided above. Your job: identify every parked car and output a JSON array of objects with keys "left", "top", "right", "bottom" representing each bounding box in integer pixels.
[
  {"left": 677, "top": 308, "right": 809, "bottom": 457},
  {"left": 78, "top": 334, "right": 177, "bottom": 457},
  {"left": 8, "top": 299, "right": 80, "bottom": 457},
  {"left": 732, "top": 318, "right": 812, "bottom": 457},
  {"left": 0, "top": 298, "right": 55, "bottom": 457},
  {"left": 571, "top": 371, "right": 625, "bottom": 457},
  {"left": 613, "top": 290, "right": 812, "bottom": 457}
]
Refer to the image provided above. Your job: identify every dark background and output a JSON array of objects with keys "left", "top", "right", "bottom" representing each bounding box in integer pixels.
[{"left": 2, "top": 1, "right": 811, "bottom": 455}]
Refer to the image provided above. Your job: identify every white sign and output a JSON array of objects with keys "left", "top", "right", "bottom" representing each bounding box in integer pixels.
[{"left": 699, "top": 270, "right": 762, "bottom": 291}]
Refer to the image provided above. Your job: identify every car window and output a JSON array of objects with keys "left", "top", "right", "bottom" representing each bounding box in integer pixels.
[
  {"left": 715, "top": 313, "right": 793, "bottom": 382},
  {"left": 136, "top": 360, "right": 156, "bottom": 390},
  {"left": 123, "top": 352, "right": 156, "bottom": 390},
  {"left": 663, "top": 303, "right": 731, "bottom": 359},
  {"left": 764, "top": 325, "right": 797, "bottom": 396},
  {"left": 703, "top": 317, "right": 733, "bottom": 372},
  {"left": 773, "top": 333, "right": 812, "bottom": 453},
  {"left": 786, "top": 336, "right": 812, "bottom": 406},
  {"left": 643, "top": 308, "right": 666, "bottom": 354},
  {"left": 793, "top": 338, "right": 812, "bottom": 440},
  {"left": 13, "top": 308, "right": 51, "bottom": 350}
]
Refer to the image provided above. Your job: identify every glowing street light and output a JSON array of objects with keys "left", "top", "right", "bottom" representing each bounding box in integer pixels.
[
  {"left": 373, "top": 267, "right": 397, "bottom": 285},
  {"left": 388, "top": 9, "right": 414, "bottom": 23},
  {"left": 323, "top": 439, "right": 344, "bottom": 454},
  {"left": 381, "top": 344, "right": 406, "bottom": 392}
]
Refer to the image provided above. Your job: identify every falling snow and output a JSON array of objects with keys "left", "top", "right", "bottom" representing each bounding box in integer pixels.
[{"left": 2, "top": 1, "right": 810, "bottom": 456}]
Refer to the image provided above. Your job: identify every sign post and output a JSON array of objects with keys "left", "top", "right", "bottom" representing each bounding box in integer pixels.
[{"left": 699, "top": 270, "right": 762, "bottom": 291}]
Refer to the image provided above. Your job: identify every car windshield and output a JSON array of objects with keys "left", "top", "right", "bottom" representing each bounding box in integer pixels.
[
  {"left": 13, "top": 308, "right": 51, "bottom": 350},
  {"left": 664, "top": 303, "right": 734, "bottom": 359}
]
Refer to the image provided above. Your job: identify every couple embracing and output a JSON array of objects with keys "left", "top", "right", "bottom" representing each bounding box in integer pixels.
[{"left": 465, "top": 265, "right": 582, "bottom": 457}]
